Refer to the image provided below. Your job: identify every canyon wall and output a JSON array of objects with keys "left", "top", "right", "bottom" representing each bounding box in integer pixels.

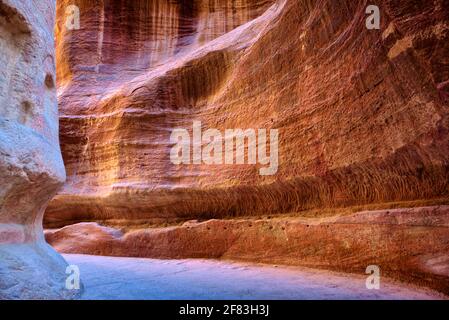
[
  {"left": 47, "top": 0, "right": 449, "bottom": 225},
  {"left": 45, "top": 0, "right": 449, "bottom": 294},
  {"left": 0, "top": 0, "right": 78, "bottom": 299}
]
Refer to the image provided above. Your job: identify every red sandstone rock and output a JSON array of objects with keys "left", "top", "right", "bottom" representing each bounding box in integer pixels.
[
  {"left": 42, "top": 0, "right": 449, "bottom": 297},
  {"left": 46, "top": 0, "right": 449, "bottom": 224},
  {"left": 46, "top": 205, "right": 449, "bottom": 295},
  {"left": 0, "top": 0, "right": 79, "bottom": 299}
]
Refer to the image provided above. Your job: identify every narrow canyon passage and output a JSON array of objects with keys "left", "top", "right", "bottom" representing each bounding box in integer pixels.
[
  {"left": 65, "top": 254, "right": 442, "bottom": 300},
  {"left": 46, "top": 0, "right": 449, "bottom": 297},
  {"left": 2, "top": 0, "right": 449, "bottom": 300}
]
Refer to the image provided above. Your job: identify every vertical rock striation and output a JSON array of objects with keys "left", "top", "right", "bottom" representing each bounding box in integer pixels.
[
  {"left": 0, "top": 0, "right": 78, "bottom": 299},
  {"left": 45, "top": 0, "right": 449, "bottom": 294},
  {"left": 47, "top": 0, "right": 449, "bottom": 224}
]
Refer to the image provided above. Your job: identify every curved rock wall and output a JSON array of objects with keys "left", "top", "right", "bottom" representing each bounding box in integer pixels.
[
  {"left": 46, "top": 0, "right": 449, "bottom": 225},
  {"left": 0, "top": 0, "right": 78, "bottom": 299}
]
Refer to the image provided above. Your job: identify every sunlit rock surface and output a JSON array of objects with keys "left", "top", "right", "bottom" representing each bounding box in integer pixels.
[
  {"left": 47, "top": 0, "right": 449, "bottom": 223},
  {"left": 0, "top": 0, "right": 78, "bottom": 299},
  {"left": 45, "top": 0, "right": 449, "bottom": 296}
]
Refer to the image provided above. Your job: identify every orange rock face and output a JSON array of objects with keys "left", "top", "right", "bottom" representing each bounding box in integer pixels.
[
  {"left": 47, "top": 0, "right": 449, "bottom": 224},
  {"left": 45, "top": 0, "right": 449, "bottom": 295}
]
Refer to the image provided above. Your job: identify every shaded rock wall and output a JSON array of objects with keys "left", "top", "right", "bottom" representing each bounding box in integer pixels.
[
  {"left": 46, "top": 0, "right": 449, "bottom": 225},
  {"left": 0, "top": 0, "right": 78, "bottom": 299}
]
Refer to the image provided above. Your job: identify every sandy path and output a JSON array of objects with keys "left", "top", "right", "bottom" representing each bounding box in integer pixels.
[{"left": 64, "top": 254, "right": 443, "bottom": 300}]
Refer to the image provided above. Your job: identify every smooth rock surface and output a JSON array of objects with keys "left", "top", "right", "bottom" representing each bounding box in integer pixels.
[
  {"left": 64, "top": 254, "right": 444, "bottom": 300},
  {"left": 0, "top": 0, "right": 78, "bottom": 299}
]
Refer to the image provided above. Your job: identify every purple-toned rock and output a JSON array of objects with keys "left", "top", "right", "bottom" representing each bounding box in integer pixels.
[{"left": 0, "top": 0, "right": 79, "bottom": 299}]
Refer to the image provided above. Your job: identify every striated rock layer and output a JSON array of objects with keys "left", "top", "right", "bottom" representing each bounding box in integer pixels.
[
  {"left": 0, "top": 0, "right": 78, "bottom": 299},
  {"left": 47, "top": 0, "right": 449, "bottom": 225},
  {"left": 47, "top": 206, "right": 449, "bottom": 295},
  {"left": 45, "top": 0, "right": 449, "bottom": 295}
]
